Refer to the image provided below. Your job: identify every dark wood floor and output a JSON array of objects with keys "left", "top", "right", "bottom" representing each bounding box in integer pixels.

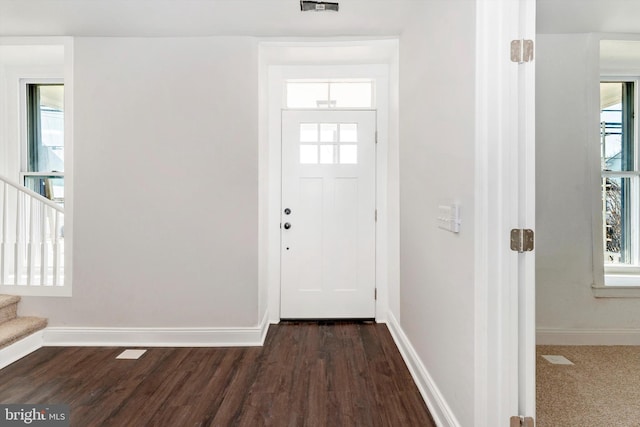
[{"left": 0, "top": 322, "right": 435, "bottom": 426}]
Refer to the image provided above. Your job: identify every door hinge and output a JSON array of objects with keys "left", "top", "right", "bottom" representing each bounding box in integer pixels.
[
  {"left": 510, "top": 416, "right": 534, "bottom": 427},
  {"left": 375, "top": 131, "right": 378, "bottom": 144},
  {"left": 375, "top": 209, "right": 378, "bottom": 222},
  {"left": 374, "top": 288, "right": 377, "bottom": 300},
  {"left": 510, "top": 229, "right": 534, "bottom": 253},
  {"left": 510, "top": 39, "right": 534, "bottom": 63}
]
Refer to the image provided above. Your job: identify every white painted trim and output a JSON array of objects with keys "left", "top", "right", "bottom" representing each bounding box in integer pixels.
[
  {"left": 475, "top": 0, "right": 537, "bottom": 424},
  {"left": 597, "top": 40, "right": 640, "bottom": 288},
  {"left": 0, "top": 329, "right": 43, "bottom": 370},
  {"left": 537, "top": 328, "right": 640, "bottom": 345},
  {"left": 259, "top": 312, "right": 271, "bottom": 344},
  {"left": 0, "top": 285, "right": 71, "bottom": 297},
  {"left": 0, "top": 36, "right": 74, "bottom": 296},
  {"left": 593, "top": 284, "right": 640, "bottom": 297},
  {"left": 62, "top": 37, "right": 74, "bottom": 295},
  {"left": 474, "top": 1, "right": 518, "bottom": 425},
  {"left": 43, "top": 312, "right": 270, "bottom": 347},
  {"left": 0, "top": 37, "right": 72, "bottom": 47},
  {"left": 386, "top": 312, "right": 461, "bottom": 427},
  {"left": 589, "top": 34, "right": 607, "bottom": 289},
  {"left": 517, "top": 0, "right": 537, "bottom": 419}
]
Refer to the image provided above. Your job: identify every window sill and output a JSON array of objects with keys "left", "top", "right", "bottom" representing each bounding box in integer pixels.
[{"left": 593, "top": 275, "right": 640, "bottom": 297}]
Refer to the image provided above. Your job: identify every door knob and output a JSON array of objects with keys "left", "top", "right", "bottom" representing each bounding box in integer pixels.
[{"left": 283, "top": 222, "right": 291, "bottom": 230}]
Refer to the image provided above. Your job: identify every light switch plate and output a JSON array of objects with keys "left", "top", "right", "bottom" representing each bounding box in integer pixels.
[{"left": 437, "top": 204, "right": 460, "bottom": 233}]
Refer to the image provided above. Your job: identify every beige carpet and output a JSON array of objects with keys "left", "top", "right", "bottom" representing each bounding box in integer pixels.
[
  {"left": 537, "top": 345, "right": 640, "bottom": 426},
  {"left": 0, "top": 316, "right": 47, "bottom": 348},
  {"left": 0, "top": 294, "right": 20, "bottom": 324}
]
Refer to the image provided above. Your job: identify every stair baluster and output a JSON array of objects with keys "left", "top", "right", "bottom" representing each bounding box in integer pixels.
[{"left": 0, "top": 174, "right": 64, "bottom": 291}]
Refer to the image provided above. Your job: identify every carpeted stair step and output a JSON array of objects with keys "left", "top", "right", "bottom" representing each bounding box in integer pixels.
[
  {"left": 0, "top": 316, "right": 47, "bottom": 349},
  {"left": 0, "top": 295, "right": 21, "bottom": 325}
]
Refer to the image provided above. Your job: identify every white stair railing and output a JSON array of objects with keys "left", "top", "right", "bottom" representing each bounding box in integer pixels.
[{"left": 0, "top": 174, "right": 64, "bottom": 290}]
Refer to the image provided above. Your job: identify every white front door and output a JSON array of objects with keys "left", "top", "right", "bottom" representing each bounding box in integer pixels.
[{"left": 280, "top": 110, "right": 376, "bottom": 318}]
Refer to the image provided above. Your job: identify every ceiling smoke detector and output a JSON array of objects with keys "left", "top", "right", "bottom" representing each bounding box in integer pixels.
[{"left": 300, "top": 1, "right": 339, "bottom": 12}]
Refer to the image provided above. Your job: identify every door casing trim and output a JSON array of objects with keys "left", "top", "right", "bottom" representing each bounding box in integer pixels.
[{"left": 259, "top": 41, "right": 398, "bottom": 324}]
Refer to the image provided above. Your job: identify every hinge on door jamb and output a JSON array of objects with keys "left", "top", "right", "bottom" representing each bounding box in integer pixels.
[
  {"left": 510, "top": 416, "right": 535, "bottom": 427},
  {"left": 374, "top": 288, "right": 377, "bottom": 300},
  {"left": 510, "top": 39, "right": 534, "bottom": 63},
  {"left": 375, "top": 209, "right": 378, "bottom": 222},
  {"left": 375, "top": 131, "right": 378, "bottom": 144},
  {"left": 510, "top": 229, "right": 534, "bottom": 253}
]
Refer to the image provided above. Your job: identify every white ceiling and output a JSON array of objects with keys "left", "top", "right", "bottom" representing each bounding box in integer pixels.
[
  {"left": 537, "top": 0, "right": 640, "bottom": 34},
  {"left": 1, "top": 1, "right": 640, "bottom": 64},
  {"left": 1, "top": 0, "right": 640, "bottom": 37},
  {"left": 0, "top": 0, "right": 415, "bottom": 37}
]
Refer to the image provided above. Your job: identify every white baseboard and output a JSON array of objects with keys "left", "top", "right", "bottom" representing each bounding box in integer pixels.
[
  {"left": 0, "top": 330, "right": 43, "bottom": 370},
  {"left": 537, "top": 328, "right": 640, "bottom": 345},
  {"left": 44, "top": 312, "right": 271, "bottom": 347},
  {"left": 385, "top": 312, "right": 461, "bottom": 427}
]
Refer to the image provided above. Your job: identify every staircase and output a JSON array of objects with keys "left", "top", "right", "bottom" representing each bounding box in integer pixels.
[
  {"left": 0, "top": 295, "right": 47, "bottom": 367},
  {"left": 1, "top": 173, "right": 65, "bottom": 293}
]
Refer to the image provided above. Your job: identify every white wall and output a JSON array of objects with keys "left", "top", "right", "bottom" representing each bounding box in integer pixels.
[
  {"left": 7, "top": 3, "right": 481, "bottom": 424},
  {"left": 536, "top": 34, "right": 640, "bottom": 335},
  {"left": 20, "top": 37, "right": 260, "bottom": 327},
  {"left": 387, "top": 46, "right": 401, "bottom": 319},
  {"left": 398, "top": 2, "right": 476, "bottom": 426}
]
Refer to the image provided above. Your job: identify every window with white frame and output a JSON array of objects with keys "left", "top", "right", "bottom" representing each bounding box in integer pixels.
[
  {"left": 286, "top": 79, "right": 374, "bottom": 109},
  {"left": 285, "top": 79, "right": 373, "bottom": 170},
  {"left": 23, "top": 83, "right": 65, "bottom": 205},
  {"left": 601, "top": 80, "right": 637, "bottom": 272}
]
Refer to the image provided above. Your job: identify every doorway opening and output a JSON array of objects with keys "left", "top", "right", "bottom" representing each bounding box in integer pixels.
[{"left": 259, "top": 40, "right": 399, "bottom": 324}]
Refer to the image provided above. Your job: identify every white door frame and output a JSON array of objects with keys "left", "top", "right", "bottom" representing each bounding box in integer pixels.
[
  {"left": 475, "top": 0, "right": 536, "bottom": 425},
  {"left": 260, "top": 41, "right": 398, "bottom": 324}
]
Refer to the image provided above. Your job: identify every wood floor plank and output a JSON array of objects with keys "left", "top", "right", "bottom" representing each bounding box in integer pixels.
[
  {"left": 0, "top": 323, "right": 435, "bottom": 426},
  {"left": 73, "top": 347, "right": 180, "bottom": 425},
  {"left": 208, "top": 347, "right": 264, "bottom": 426}
]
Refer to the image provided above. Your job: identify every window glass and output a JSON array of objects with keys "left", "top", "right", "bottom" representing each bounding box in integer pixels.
[
  {"left": 286, "top": 80, "right": 373, "bottom": 109},
  {"left": 601, "top": 83, "right": 630, "bottom": 172},
  {"left": 339, "top": 145, "right": 358, "bottom": 164},
  {"left": 330, "top": 82, "right": 372, "bottom": 108},
  {"left": 603, "top": 176, "right": 632, "bottom": 264},
  {"left": 23, "top": 176, "right": 65, "bottom": 202},
  {"left": 300, "top": 123, "right": 318, "bottom": 142},
  {"left": 287, "top": 83, "right": 329, "bottom": 108},
  {"left": 27, "top": 84, "right": 64, "bottom": 173},
  {"left": 601, "top": 81, "right": 636, "bottom": 266},
  {"left": 298, "top": 122, "right": 359, "bottom": 165},
  {"left": 320, "top": 123, "right": 337, "bottom": 142},
  {"left": 300, "top": 145, "right": 318, "bottom": 164},
  {"left": 319, "top": 145, "right": 335, "bottom": 164},
  {"left": 25, "top": 83, "right": 64, "bottom": 203},
  {"left": 339, "top": 124, "right": 358, "bottom": 142}
]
